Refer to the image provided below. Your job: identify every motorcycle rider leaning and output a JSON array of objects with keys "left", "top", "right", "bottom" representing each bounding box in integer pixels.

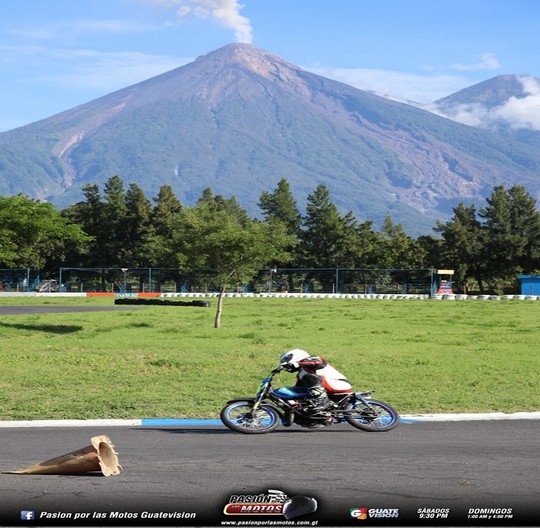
[{"left": 279, "top": 349, "right": 353, "bottom": 413}]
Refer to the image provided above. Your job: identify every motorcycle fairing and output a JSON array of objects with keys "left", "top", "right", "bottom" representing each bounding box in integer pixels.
[{"left": 271, "top": 386, "right": 312, "bottom": 399}]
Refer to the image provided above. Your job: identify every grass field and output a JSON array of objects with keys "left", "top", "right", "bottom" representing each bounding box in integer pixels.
[{"left": 0, "top": 296, "right": 538, "bottom": 420}]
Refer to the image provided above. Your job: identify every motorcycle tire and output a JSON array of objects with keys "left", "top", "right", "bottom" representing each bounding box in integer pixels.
[
  {"left": 344, "top": 399, "right": 399, "bottom": 432},
  {"left": 220, "top": 401, "right": 280, "bottom": 434}
]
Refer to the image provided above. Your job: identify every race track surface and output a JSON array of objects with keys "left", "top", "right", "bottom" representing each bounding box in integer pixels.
[
  {"left": 0, "top": 420, "right": 537, "bottom": 527},
  {"left": 0, "top": 305, "right": 143, "bottom": 315}
]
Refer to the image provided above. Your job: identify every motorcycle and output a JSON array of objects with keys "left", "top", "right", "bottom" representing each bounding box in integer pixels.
[{"left": 220, "top": 365, "right": 400, "bottom": 434}]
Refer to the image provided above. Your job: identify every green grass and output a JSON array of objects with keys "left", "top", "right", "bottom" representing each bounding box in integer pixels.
[{"left": 0, "top": 296, "right": 539, "bottom": 420}]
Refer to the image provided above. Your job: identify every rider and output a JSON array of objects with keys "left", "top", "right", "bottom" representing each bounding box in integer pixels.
[{"left": 279, "top": 349, "right": 353, "bottom": 412}]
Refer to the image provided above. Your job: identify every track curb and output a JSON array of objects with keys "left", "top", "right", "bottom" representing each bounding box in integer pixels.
[{"left": 0, "top": 412, "right": 539, "bottom": 428}]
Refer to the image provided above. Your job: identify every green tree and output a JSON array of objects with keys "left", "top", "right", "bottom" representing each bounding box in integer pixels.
[
  {"left": 63, "top": 176, "right": 131, "bottom": 269},
  {"left": 416, "top": 234, "right": 444, "bottom": 269},
  {"left": 479, "top": 185, "right": 540, "bottom": 286},
  {"left": 196, "top": 187, "right": 250, "bottom": 225},
  {"left": 371, "top": 215, "right": 427, "bottom": 293},
  {"left": 299, "top": 184, "right": 370, "bottom": 292},
  {"left": 62, "top": 176, "right": 152, "bottom": 289},
  {"left": 151, "top": 185, "right": 182, "bottom": 237},
  {"left": 341, "top": 215, "right": 381, "bottom": 268},
  {"left": 62, "top": 184, "right": 106, "bottom": 266},
  {"left": 124, "top": 183, "right": 154, "bottom": 267},
  {"left": 258, "top": 178, "right": 301, "bottom": 236},
  {"left": 147, "top": 185, "right": 183, "bottom": 267},
  {"left": 258, "top": 179, "right": 301, "bottom": 280},
  {"left": 101, "top": 175, "right": 130, "bottom": 266},
  {"left": 0, "top": 195, "right": 90, "bottom": 271},
  {"left": 434, "top": 203, "right": 483, "bottom": 292},
  {"left": 299, "top": 184, "right": 348, "bottom": 268},
  {"left": 376, "top": 215, "right": 426, "bottom": 269},
  {"left": 170, "top": 200, "right": 292, "bottom": 328}
]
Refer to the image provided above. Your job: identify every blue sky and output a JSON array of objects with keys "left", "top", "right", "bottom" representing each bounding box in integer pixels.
[{"left": 1, "top": 0, "right": 540, "bottom": 131}]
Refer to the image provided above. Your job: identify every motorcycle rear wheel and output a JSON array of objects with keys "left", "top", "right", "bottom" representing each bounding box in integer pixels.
[
  {"left": 220, "top": 401, "right": 280, "bottom": 434},
  {"left": 345, "top": 399, "right": 399, "bottom": 432}
]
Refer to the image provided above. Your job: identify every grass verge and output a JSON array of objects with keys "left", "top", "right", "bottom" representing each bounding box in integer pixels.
[{"left": 0, "top": 296, "right": 538, "bottom": 419}]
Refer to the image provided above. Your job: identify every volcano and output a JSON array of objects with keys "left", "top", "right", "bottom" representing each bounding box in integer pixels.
[{"left": 1, "top": 43, "right": 540, "bottom": 235}]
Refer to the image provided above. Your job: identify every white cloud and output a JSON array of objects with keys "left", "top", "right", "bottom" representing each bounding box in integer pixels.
[
  {"left": 304, "top": 66, "right": 475, "bottom": 104},
  {"left": 306, "top": 65, "right": 540, "bottom": 132},
  {"left": 492, "top": 76, "right": 540, "bottom": 130},
  {"left": 430, "top": 76, "right": 540, "bottom": 131},
  {"left": 139, "top": 0, "right": 252, "bottom": 43},
  {"left": 453, "top": 52, "right": 500, "bottom": 71},
  {"left": 427, "top": 102, "right": 491, "bottom": 127}
]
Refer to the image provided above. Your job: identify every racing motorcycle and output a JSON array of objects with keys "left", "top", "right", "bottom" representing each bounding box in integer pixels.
[{"left": 220, "top": 365, "right": 399, "bottom": 434}]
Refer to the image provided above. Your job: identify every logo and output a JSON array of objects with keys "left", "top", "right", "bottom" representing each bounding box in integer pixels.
[
  {"left": 20, "top": 511, "right": 35, "bottom": 521},
  {"left": 350, "top": 508, "right": 368, "bottom": 520},
  {"left": 350, "top": 508, "right": 399, "bottom": 520},
  {"left": 224, "top": 489, "right": 287, "bottom": 516},
  {"left": 223, "top": 489, "right": 318, "bottom": 520}
]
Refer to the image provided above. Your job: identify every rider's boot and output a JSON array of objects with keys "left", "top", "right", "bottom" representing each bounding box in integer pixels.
[{"left": 303, "top": 386, "right": 332, "bottom": 414}]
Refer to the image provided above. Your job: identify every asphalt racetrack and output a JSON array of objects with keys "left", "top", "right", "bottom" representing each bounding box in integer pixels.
[
  {"left": 0, "top": 420, "right": 538, "bottom": 527},
  {"left": 0, "top": 305, "right": 145, "bottom": 315}
]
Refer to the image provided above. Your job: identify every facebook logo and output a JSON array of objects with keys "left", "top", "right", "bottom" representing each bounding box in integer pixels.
[{"left": 20, "top": 510, "right": 36, "bottom": 521}]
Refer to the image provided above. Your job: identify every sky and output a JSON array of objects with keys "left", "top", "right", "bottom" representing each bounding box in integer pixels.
[{"left": 1, "top": 0, "right": 540, "bottom": 132}]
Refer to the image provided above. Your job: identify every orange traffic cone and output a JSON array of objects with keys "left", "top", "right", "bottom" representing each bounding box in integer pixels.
[{"left": 2, "top": 435, "right": 122, "bottom": 476}]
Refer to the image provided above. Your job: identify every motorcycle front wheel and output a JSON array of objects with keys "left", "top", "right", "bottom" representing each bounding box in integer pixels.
[
  {"left": 220, "top": 401, "right": 280, "bottom": 434},
  {"left": 345, "top": 399, "right": 399, "bottom": 432}
]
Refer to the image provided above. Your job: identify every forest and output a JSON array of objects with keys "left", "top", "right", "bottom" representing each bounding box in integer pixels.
[{"left": 2, "top": 175, "right": 540, "bottom": 295}]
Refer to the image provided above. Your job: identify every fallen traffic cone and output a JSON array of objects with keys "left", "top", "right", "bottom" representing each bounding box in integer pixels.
[{"left": 2, "top": 435, "right": 122, "bottom": 476}]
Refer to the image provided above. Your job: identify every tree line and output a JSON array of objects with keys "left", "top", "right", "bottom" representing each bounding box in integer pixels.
[{"left": 2, "top": 175, "right": 540, "bottom": 297}]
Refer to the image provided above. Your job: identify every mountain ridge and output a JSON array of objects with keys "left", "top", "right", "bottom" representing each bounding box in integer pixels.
[
  {"left": 430, "top": 74, "right": 540, "bottom": 147},
  {"left": 1, "top": 43, "right": 540, "bottom": 236}
]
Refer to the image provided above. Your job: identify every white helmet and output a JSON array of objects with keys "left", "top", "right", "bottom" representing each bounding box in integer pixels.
[{"left": 279, "top": 348, "right": 310, "bottom": 369}]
